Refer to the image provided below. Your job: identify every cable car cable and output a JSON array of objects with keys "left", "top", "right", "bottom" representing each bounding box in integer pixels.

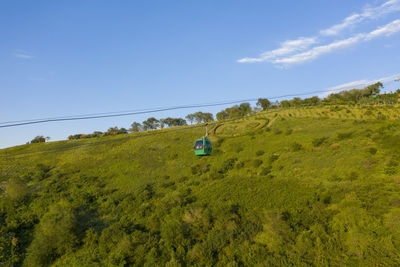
[{"left": 0, "top": 85, "right": 372, "bottom": 129}]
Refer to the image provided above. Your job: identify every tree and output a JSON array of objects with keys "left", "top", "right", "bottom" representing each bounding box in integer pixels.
[
  {"left": 185, "top": 114, "right": 195, "bottom": 124},
  {"left": 239, "top": 103, "right": 252, "bottom": 116},
  {"left": 186, "top": 112, "right": 214, "bottom": 124},
  {"left": 159, "top": 117, "right": 188, "bottom": 128},
  {"left": 103, "top": 127, "right": 127, "bottom": 136},
  {"left": 173, "top": 118, "right": 187, "bottom": 126},
  {"left": 142, "top": 117, "right": 159, "bottom": 130},
  {"left": 202, "top": 113, "right": 214, "bottom": 122},
  {"left": 257, "top": 98, "right": 271, "bottom": 110},
  {"left": 280, "top": 100, "right": 290, "bottom": 108},
  {"left": 193, "top": 112, "right": 205, "bottom": 124},
  {"left": 130, "top": 122, "right": 142, "bottom": 132},
  {"left": 216, "top": 110, "right": 229, "bottom": 121},
  {"left": 289, "top": 97, "right": 302, "bottom": 107},
  {"left": 30, "top": 136, "right": 46, "bottom": 144},
  {"left": 215, "top": 103, "right": 251, "bottom": 120},
  {"left": 159, "top": 119, "right": 167, "bottom": 129},
  {"left": 92, "top": 131, "right": 103, "bottom": 137},
  {"left": 303, "top": 96, "right": 320, "bottom": 106}
]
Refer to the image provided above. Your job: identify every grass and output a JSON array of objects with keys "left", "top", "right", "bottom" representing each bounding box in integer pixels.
[{"left": 1, "top": 105, "right": 400, "bottom": 266}]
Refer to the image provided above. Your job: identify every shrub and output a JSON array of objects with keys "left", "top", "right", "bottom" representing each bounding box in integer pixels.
[
  {"left": 387, "top": 158, "right": 399, "bottom": 167},
  {"left": 255, "top": 150, "right": 264, "bottom": 156},
  {"left": 348, "top": 171, "right": 359, "bottom": 181},
  {"left": 312, "top": 137, "right": 328, "bottom": 147},
  {"left": 368, "top": 147, "right": 377, "bottom": 155},
  {"left": 337, "top": 131, "right": 353, "bottom": 140},
  {"left": 252, "top": 159, "right": 263, "bottom": 168},
  {"left": 235, "top": 161, "right": 245, "bottom": 169},
  {"left": 208, "top": 169, "right": 225, "bottom": 180},
  {"left": 364, "top": 110, "right": 373, "bottom": 116},
  {"left": 290, "top": 142, "right": 303, "bottom": 152},
  {"left": 259, "top": 167, "right": 271, "bottom": 176},
  {"left": 25, "top": 201, "right": 79, "bottom": 266},
  {"left": 269, "top": 154, "right": 279, "bottom": 164},
  {"left": 220, "top": 158, "right": 237, "bottom": 173},
  {"left": 191, "top": 164, "right": 201, "bottom": 175},
  {"left": 6, "top": 178, "right": 30, "bottom": 202},
  {"left": 385, "top": 167, "right": 397, "bottom": 175},
  {"left": 30, "top": 136, "right": 47, "bottom": 143},
  {"left": 215, "top": 138, "right": 225, "bottom": 148},
  {"left": 323, "top": 195, "right": 332, "bottom": 204},
  {"left": 236, "top": 146, "right": 244, "bottom": 153},
  {"left": 285, "top": 128, "right": 293, "bottom": 135},
  {"left": 377, "top": 113, "right": 387, "bottom": 120}
]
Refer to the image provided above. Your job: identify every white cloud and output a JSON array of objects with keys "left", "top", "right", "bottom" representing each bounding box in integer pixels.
[
  {"left": 320, "top": 0, "right": 400, "bottom": 36},
  {"left": 238, "top": 37, "right": 317, "bottom": 63},
  {"left": 274, "top": 19, "right": 400, "bottom": 66},
  {"left": 15, "top": 54, "right": 33, "bottom": 59},
  {"left": 238, "top": 0, "right": 400, "bottom": 66},
  {"left": 273, "top": 34, "right": 363, "bottom": 65}
]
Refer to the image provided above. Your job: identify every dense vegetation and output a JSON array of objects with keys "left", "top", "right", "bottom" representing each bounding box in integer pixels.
[{"left": 1, "top": 102, "right": 400, "bottom": 266}]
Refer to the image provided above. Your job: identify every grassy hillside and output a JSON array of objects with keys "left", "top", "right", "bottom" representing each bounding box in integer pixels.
[{"left": 1, "top": 105, "right": 400, "bottom": 266}]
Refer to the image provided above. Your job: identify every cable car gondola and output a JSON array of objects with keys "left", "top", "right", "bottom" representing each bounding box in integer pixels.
[{"left": 194, "top": 124, "right": 212, "bottom": 156}]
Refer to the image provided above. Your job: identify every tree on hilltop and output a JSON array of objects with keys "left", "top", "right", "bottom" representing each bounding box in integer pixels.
[
  {"left": 142, "top": 117, "right": 160, "bottom": 130},
  {"left": 130, "top": 122, "right": 142, "bottom": 132},
  {"left": 257, "top": 98, "right": 271, "bottom": 110}
]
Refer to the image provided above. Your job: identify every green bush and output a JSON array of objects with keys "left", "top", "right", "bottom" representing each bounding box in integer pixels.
[
  {"left": 290, "top": 142, "right": 303, "bottom": 152},
  {"left": 235, "top": 146, "right": 244, "bottom": 153},
  {"left": 268, "top": 154, "right": 279, "bottom": 164},
  {"left": 208, "top": 169, "right": 225, "bottom": 180},
  {"left": 312, "top": 137, "right": 328, "bottom": 147},
  {"left": 368, "top": 147, "right": 377, "bottom": 155},
  {"left": 235, "top": 161, "right": 245, "bottom": 169},
  {"left": 255, "top": 150, "right": 264, "bottom": 156},
  {"left": 337, "top": 131, "right": 353, "bottom": 140},
  {"left": 6, "top": 178, "right": 30, "bottom": 202},
  {"left": 252, "top": 159, "right": 263, "bottom": 168},
  {"left": 24, "top": 200, "right": 79, "bottom": 266},
  {"left": 220, "top": 158, "right": 237, "bottom": 173},
  {"left": 259, "top": 167, "right": 271, "bottom": 176},
  {"left": 191, "top": 164, "right": 211, "bottom": 176},
  {"left": 364, "top": 110, "right": 373, "bottom": 116}
]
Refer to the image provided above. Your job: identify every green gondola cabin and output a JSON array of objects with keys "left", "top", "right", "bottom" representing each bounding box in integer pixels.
[{"left": 194, "top": 137, "right": 212, "bottom": 156}]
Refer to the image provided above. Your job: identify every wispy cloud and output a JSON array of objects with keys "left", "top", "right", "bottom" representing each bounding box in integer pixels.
[
  {"left": 320, "top": 73, "right": 400, "bottom": 98},
  {"left": 275, "top": 19, "right": 400, "bottom": 66},
  {"left": 321, "top": 0, "right": 400, "bottom": 36},
  {"left": 238, "top": 0, "right": 400, "bottom": 66},
  {"left": 238, "top": 37, "right": 317, "bottom": 63},
  {"left": 14, "top": 50, "right": 34, "bottom": 59},
  {"left": 15, "top": 53, "right": 34, "bottom": 59}
]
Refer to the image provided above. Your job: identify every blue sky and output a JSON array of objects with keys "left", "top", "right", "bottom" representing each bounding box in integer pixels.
[{"left": 1, "top": 0, "right": 400, "bottom": 148}]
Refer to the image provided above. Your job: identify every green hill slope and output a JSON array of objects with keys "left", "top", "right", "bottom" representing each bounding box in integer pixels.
[{"left": 1, "top": 105, "right": 400, "bottom": 266}]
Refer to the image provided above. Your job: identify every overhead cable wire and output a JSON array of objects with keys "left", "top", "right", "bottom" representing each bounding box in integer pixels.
[{"left": 0, "top": 85, "right": 375, "bottom": 128}]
